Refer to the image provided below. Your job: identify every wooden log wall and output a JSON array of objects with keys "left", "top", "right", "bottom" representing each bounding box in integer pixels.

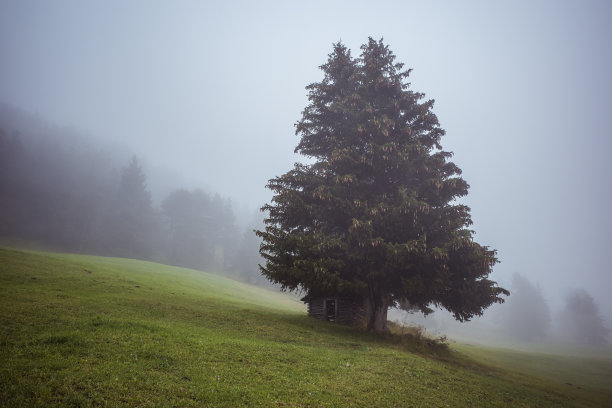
[{"left": 306, "top": 297, "right": 366, "bottom": 326}]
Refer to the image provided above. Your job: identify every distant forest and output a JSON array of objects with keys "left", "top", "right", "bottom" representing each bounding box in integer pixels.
[{"left": 0, "top": 104, "right": 266, "bottom": 285}]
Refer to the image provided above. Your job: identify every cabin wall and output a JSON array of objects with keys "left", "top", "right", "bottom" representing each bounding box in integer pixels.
[
  {"left": 306, "top": 297, "right": 366, "bottom": 326},
  {"left": 306, "top": 298, "right": 326, "bottom": 320}
]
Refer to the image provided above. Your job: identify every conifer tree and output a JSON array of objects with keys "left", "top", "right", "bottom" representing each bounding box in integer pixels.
[
  {"left": 107, "top": 156, "right": 157, "bottom": 259},
  {"left": 559, "top": 289, "right": 608, "bottom": 345},
  {"left": 258, "top": 38, "right": 508, "bottom": 333}
]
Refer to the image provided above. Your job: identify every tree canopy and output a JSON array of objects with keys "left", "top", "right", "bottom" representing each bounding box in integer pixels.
[{"left": 257, "top": 38, "right": 508, "bottom": 333}]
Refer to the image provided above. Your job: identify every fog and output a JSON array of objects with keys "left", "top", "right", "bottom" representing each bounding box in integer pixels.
[{"left": 1, "top": 1, "right": 611, "bottom": 345}]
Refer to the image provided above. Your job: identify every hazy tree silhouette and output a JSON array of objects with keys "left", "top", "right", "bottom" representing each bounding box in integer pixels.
[
  {"left": 233, "top": 221, "right": 267, "bottom": 285},
  {"left": 104, "top": 157, "right": 159, "bottom": 259},
  {"left": 161, "top": 189, "right": 238, "bottom": 271},
  {"left": 213, "top": 195, "right": 238, "bottom": 271},
  {"left": 162, "top": 189, "right": 214, "bottom": 269},
  {"left": 558, "top": 289, "right": 608, "bottom": 345},
  {"left": 503, "top": 273, "right": 551, "bottom": 341},
  {"left": 0, "top": 128, "right": 26, "bottom": 238},
  {"left": 0, "top": 124, "right": 111, "bottom": 250}
]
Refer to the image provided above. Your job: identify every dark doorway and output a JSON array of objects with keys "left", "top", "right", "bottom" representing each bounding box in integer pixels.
[{"left": 325, "top": 299, "right": 336, "bottom": 322}]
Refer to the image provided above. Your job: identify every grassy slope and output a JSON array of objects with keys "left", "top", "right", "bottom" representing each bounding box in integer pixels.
[
  {"left": 454, "top": 343, "right": 612, "bottom": 393},
  {"left": 0, "top": 248, "right": 610, "bottom": 407}
]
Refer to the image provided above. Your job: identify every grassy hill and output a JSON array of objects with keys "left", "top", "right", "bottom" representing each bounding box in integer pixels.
[{"left": 1, "top": 247, "right": 610, "bottom": 407}]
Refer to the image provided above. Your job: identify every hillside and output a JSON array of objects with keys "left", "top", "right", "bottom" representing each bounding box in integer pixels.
[{"left": 0, "top": 248, "right": 610, "bottom": 407}]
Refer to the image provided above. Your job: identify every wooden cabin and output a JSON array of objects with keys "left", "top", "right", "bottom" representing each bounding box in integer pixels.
[{"left": 302, "top": 294, "right": 366, "bottom": 325}]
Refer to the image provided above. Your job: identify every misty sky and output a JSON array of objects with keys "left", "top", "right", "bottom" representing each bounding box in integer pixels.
[{"left": 1, "top": 1, "right": 611, "bottom": 317}]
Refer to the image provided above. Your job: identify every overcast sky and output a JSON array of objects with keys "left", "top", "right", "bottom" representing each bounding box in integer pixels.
[{"left": 1, "top": 0, "right": 611, "bottom": 317}]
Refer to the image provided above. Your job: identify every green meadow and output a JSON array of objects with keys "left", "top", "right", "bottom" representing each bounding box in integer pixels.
[{"left": 1, "top": 247, "right": 610, "bottom": 407}]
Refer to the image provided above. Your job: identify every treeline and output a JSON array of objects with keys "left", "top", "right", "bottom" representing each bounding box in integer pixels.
[
  {"left": 401, "top": 272, "right": 609, "bottom": 346},
  {"left": 0, "top": 104, "right": 267, "bottom": 285},
  {"left": 500, "top": 273, "right": 609, "bottom": 345}
]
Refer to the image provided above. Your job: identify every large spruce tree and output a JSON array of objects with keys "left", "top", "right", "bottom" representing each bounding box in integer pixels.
[{"left": 257, "top": 38, "right": 508, "bottom": 333}]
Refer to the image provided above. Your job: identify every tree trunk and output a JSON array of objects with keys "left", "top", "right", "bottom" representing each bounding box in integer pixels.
[{"left": 365, "top": 295, "right": 391, "bottom": 334}]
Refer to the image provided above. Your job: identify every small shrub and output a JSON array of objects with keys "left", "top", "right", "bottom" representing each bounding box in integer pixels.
[{"left": 386, "top": 321, "right": 450, "bottom": 357}]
